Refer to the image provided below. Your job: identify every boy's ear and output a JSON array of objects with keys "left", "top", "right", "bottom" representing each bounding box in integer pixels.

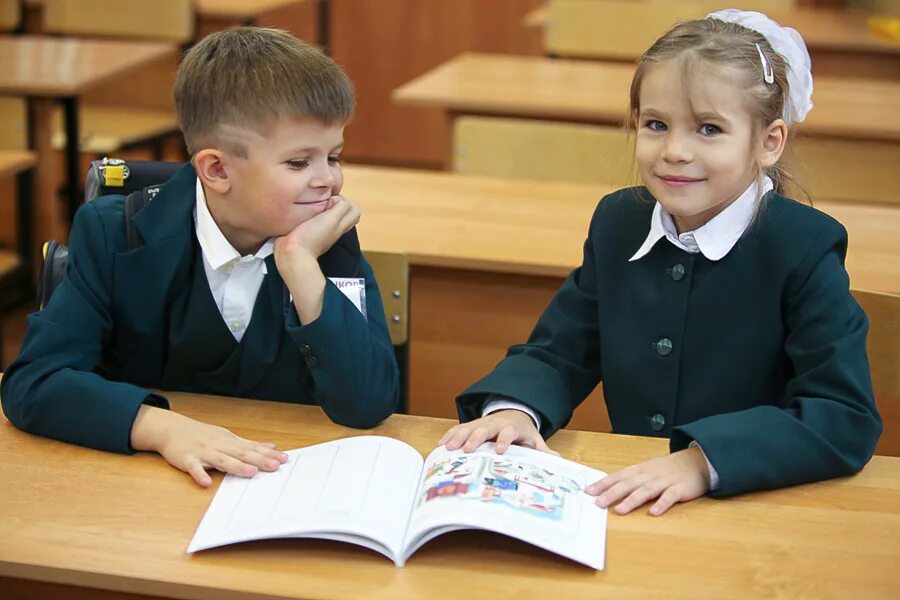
[
  {"left": 193, "top": 149, "right": 230, "bottom": 194},
  {"left": 759, "top": 119, "right": 788, "bottom": 169}
]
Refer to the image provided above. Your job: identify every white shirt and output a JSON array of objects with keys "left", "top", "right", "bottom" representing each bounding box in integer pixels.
[
  {"left": 629, "top": 177, "right": 773, "bottom": 261},
  {"left": 483, "top": 178, "right": 774, "bottom": 490},
  {"left": 194, "top": 178, "right": 274, "bottom": 343}
]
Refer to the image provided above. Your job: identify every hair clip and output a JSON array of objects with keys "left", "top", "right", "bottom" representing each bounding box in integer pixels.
[{"left": 755, "top": 43, "right": 775, "bottom": 84}]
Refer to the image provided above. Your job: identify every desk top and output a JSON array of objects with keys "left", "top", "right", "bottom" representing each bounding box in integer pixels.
[
  {"left": 535, "top": 3, "right": 900, "bottom": 58},
  {"left": 1, "top": 391, "right": 898, "bottom": 599},
  {"left": 393, "top": 53, "right": 900, "bottom": 142},
  {"left": 0, "top": 35, "right": 176, "bottom": 97},
  {"left": 345, "top": 165, "right": 900, "bottom": 294},
  {"left": 194, "top": 0, "right": 306, "bottom": 19},
  {"left": 0, "top": 149, "right": 36, "bottom": 179}
]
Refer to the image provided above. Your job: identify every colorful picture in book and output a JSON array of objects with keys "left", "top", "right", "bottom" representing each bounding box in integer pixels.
[{"left": 419, "top": 455, "right": 582, "bottom": 520}]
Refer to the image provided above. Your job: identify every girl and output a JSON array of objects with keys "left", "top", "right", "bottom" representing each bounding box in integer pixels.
[{"left": 438, "top": 10, "right": 881, "bottom": 515}]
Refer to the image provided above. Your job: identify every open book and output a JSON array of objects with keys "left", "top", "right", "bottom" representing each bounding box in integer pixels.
[{"left": 187, "top": 436, "right": 608, "bottom": 569}]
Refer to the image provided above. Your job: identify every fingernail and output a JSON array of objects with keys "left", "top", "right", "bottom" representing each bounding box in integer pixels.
[
  {"left": 650, "top": 506, "right": 662, "bottom": 516},
  {"left": 267, "top": 460, "right": 279, "bottom": 469},
  {"left": 279, "top": 453, "right": 289, "bottom": 462}
]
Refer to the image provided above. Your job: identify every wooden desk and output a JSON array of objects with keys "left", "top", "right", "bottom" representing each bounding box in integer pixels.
[
  {"left": 0, "top": 35, "right": 176, "bottom": 248},
  {"left": 392, "top": 53, "right": 900, "bottom": 205},
  {"left": 1, "top": 391, "right": 898, "bottom": 599},
  {"left": 194, "top": 0, "right": 318, "bottom": 44},
  {"left": 393, "top": 53, "right": 900, "bottom": 143},
  {"left": 538, "top": 1, "right": 900, "bottom": 80},
  {"left": 344, "top": 165, "right": 900, "bottom": 431}
]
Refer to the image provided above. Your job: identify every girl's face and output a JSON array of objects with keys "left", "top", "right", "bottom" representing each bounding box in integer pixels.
[{"left": 635, "top": 60, "right": 766, "bottom": 233}]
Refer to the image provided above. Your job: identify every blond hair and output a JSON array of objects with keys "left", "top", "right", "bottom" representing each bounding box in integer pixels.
[
  {"left": 174, "top": 27, "right": 354, "bottom": 155},
  {"left": 628, "top": 18, "right": 804, "bottom": 199}
]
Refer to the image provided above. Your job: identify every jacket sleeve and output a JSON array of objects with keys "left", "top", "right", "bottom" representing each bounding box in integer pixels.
[
  {"left": 671, "top": 222, "right": 882, "bottom": 497},
  {"left": 1, "top": 202, "right": 167, "bottom": 454},
  {"left": 284, "top": 255, "right": 399, "bottom": 428},
  {"left": 455, "top": 202, "right": 605, "bottom": 437}
]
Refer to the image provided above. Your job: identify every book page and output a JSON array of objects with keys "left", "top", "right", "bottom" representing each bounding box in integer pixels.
[
  {"left": 402, "top": 443, "right": 607, "bottom": 569},
  {"left": 187, "top": 436, "right": 422, "bottom": 561}
]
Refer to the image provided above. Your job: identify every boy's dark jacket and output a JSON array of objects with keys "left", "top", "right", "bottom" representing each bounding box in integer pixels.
[{"left": 1, "top": 165, "right": 399, "bottom": 452}]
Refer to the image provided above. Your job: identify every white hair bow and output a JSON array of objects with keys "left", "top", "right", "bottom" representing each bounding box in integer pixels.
[{"left": 707, "top": 9, "right": 814, "bottom": 124}]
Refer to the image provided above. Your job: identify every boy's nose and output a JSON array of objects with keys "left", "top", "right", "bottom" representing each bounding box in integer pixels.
[{"left": 310, "top": 165, "right": 336, "bottom": 188}]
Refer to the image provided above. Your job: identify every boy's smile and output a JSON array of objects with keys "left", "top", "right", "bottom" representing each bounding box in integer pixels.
[{"left": 197, "top": 116, "right": 346, "bottom": 255}]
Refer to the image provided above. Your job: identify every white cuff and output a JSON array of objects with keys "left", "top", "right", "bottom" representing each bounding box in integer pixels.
[
  {"left": 689, "top": 441, "right": 720, "bottom": 491},
  {"left": 482, "top": 400, "right": 542, "bottom": 431}
]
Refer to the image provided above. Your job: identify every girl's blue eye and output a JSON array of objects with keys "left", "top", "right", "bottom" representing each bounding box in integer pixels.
[
  {"left": 645, "top": 120, "right": 667, "bottom": 132},
  {"left": 286, "top": 159, "right": 309, "bottom": 169},
  {"left": 699, "top": 124, "right": 721, "bottom": 136}
]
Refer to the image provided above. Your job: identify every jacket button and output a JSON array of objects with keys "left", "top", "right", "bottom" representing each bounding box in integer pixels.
[
  {"left": 655, "top": 338, "right": 673, "bottom": 356},
  {"left": 670, "top": 264, "right": 685, "bottom": 281},
  {"left": 650, "top": 413, "right": 666, "bottom": 431}
]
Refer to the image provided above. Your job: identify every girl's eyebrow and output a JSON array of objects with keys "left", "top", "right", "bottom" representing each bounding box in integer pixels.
[
  {"left": 693, "top": 111, "right": 728, "bottom": 123},
  {"left": 640, "top": 108, "right": 667, "bottom": 119}
]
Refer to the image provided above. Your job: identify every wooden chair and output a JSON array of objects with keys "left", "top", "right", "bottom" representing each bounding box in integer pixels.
[
  {"left": 453, "top": 116, "right": 636, "bottom": 186},
  {"left": 365, "top": 250, "right": 410, "bottom": 414},
  {"left": 0, "top": 150, "right": 37, "bottom": 366},
  {"left": 0, "top": 0, "right": 20, "bottom": 31},
  {"left": 40, "top": 0, "right": 193, "bottom": 158},
  {"left": 853, "top": 289, "right": 900, "bottom": 457}
]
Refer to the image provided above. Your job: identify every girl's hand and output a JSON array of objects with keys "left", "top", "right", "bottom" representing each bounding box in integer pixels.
[
  {"left": 586, "top": 446, "right": 710, "bottom": 516},
  {"left": 438, "top": 409, "right": 557, "bottom": 455},
  {"left": 131, "top": 405, "right": 288, "bottom": 487}
]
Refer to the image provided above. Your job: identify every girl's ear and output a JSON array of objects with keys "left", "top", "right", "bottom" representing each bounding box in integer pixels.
[{"left": 759, "top": 119, "right": 788, "bottom": 169}]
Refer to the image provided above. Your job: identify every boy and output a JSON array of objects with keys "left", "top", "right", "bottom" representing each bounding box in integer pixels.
[{"left": 1, "top": 27, "right": 398, "bottom": 487}]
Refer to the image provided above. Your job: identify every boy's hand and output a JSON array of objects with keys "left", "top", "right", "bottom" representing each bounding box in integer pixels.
[
  {"left": 131, "top": 405, "right": 288, "bottom": 487},
  {"left": 275, "top": 195, "right": 361, "bottom": 264},
  {"left": 438, "top": 409, "right": 557, "bottom": 455},
  {"left": 586, "top": 447, "right": 710, "bottom": 516}
]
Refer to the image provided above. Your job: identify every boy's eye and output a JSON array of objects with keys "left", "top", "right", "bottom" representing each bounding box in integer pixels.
[
  {"left": 699, "top": 124, "right": 722, "bottom": 136},
  {"left": 328, "top": 155, "right": 343, "bottom": 165},
  {"left": 286, "top": 159, "right": 309, "bottom": 169},
  {"left": 644, "top": 120, "right": 667, "bottom": 132}
]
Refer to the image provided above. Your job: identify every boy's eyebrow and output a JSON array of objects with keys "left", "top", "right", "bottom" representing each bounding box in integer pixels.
[{"left": 285, "top": 142, "right": 345, "bottom": 154}]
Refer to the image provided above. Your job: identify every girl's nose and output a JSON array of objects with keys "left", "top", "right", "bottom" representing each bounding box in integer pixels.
[{"left": 661, "top": 133, "right": 692, "bottom": 163}]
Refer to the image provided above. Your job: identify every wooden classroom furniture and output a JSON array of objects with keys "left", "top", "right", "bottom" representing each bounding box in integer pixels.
[
  {"left": 1, "top": 391, "right": 898, "bottom": 599},
  {"left": 392, "top": 53, "right": 900, "bottom": 205},
  {"left": 0, "top": 35, "right": 176, "bottom": 246}
]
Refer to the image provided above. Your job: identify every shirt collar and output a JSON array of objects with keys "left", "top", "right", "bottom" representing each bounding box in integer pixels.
[
  {"left": 629, "top": 177, "right": 773, "bottom": 262},
  {"left": 194, "top": 178, "right": 274, "bottom": 270}
]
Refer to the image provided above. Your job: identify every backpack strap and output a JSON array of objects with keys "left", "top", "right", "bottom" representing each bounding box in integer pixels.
[{"left": 124, "top": 184, "right": 163, "bottom": 251}]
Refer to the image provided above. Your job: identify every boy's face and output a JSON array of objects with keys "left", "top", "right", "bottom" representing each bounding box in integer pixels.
[{"left": 209, "top": 116, "right": 345, "bottom": 244}]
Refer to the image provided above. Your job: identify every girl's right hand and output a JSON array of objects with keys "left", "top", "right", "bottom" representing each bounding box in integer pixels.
[
  {"left": 437, "top": 409, "right": 557, "bottom": 455},
  {"left": 131, "top": 405, "right": 289, "bottom": 487}
]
